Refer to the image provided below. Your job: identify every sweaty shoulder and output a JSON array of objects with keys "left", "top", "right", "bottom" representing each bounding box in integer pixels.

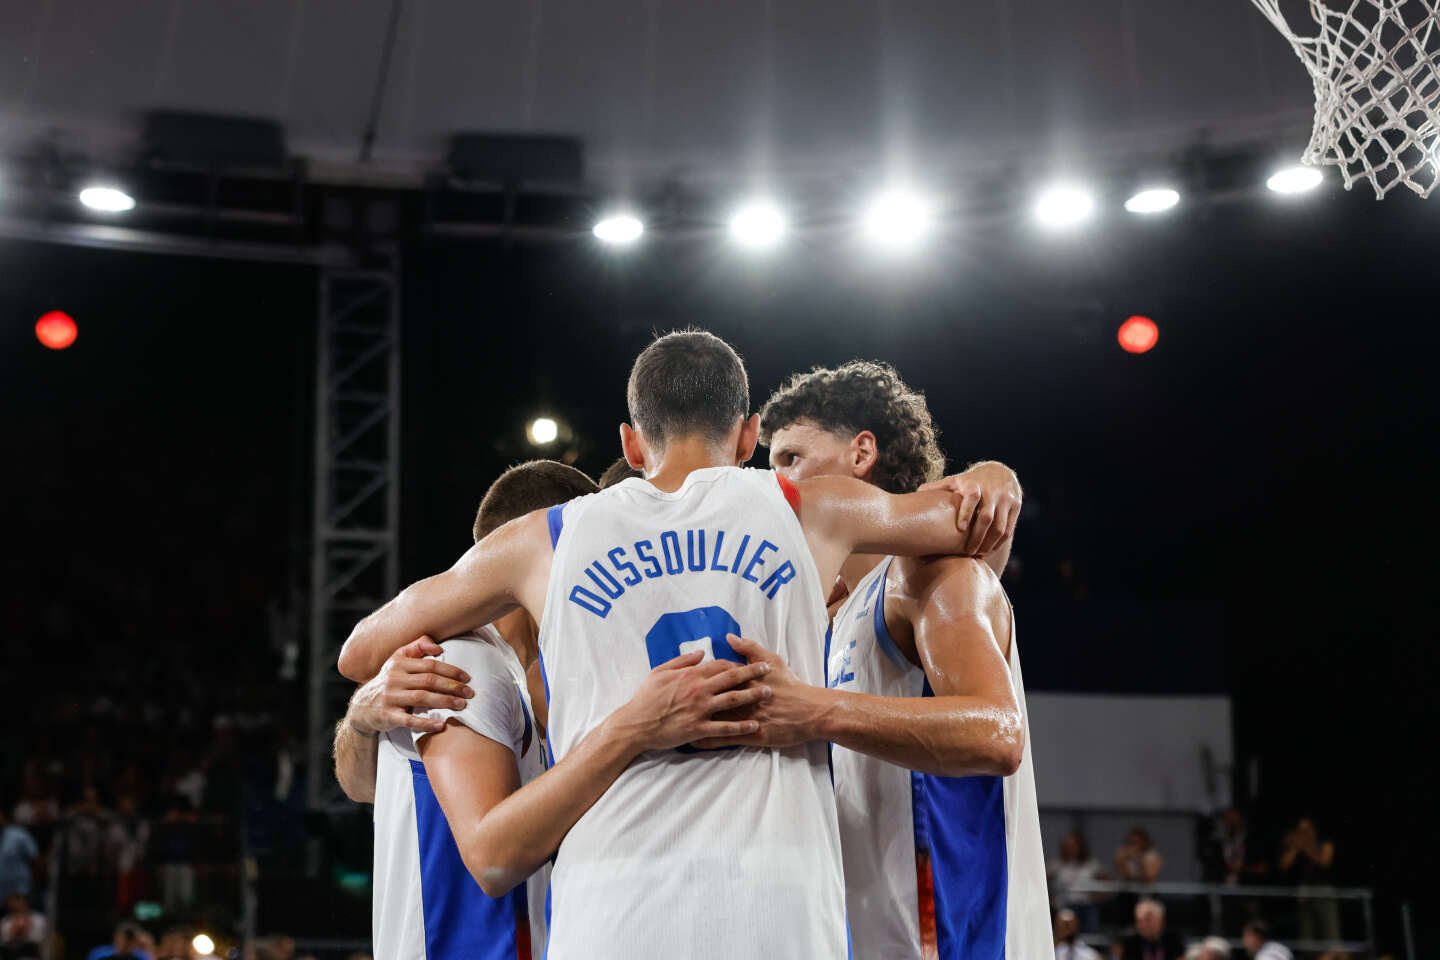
[{"left": 888, "top": 554, "right": 1011, "bottom": 656}]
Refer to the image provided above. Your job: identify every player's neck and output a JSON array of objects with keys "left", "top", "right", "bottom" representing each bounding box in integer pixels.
[
  {"left": 644, "top": 437, "right": 736, "bottom": 492},
  {"left": 840, "top": 553, "right": 886, "bottom": 594},
  {"left": 494, "top": 607, "right": 538, "bottom": 667}
]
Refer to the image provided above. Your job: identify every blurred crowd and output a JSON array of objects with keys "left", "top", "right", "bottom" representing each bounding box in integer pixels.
[
  {"left": 0, "top": 653, "right": 310, "bottom": 960},
  {"left": 1049, "top": 809, "right": 1353, "bottom": 960}
]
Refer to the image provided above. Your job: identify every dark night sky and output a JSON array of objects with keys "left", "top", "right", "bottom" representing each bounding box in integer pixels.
[{"left": 4, "top": 182, "right": 1438, "bottom": 929}]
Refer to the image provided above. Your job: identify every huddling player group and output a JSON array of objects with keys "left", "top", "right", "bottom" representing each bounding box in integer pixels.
[{"left": 333, "top": 330, "right": 1050, "bottom": 959}]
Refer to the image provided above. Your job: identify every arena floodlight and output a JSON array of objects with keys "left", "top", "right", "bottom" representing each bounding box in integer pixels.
[
  {"left": 861, "top": 188, "right": 934, "bottom": 251},
  {"left": 1124, "top": 188, "right": 1180, "bottom": 214},
  {"left": 192, "top": 934, "right": 215, "bottom": 956},
  {"left": 78, "top": 185, "right": 136, "bottom": 213},
  {"left": 593, "top": 214, "right": 644, "bottom": 244},
  {"left": 1034, "top": 185, "right": 1094, "bottom": 228},
  {"left": 729, "top": 202, "right": 786, "bottom": 249},
  {"left": 528, "top": 417, "right": 559, "bottom": 445},
  {"left": 1266, "top": 166, "right": 1324, "bottom": 194}
]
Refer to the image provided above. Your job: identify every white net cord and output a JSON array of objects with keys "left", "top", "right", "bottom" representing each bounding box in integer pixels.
[{"left": 1250, "top": 0, "right": 1440, "bottom": 198}]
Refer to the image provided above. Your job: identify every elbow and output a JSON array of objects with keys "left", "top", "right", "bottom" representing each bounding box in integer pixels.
[
  {"left": 337, "top": 621, "right": 375, "bottom": 682},
  {"left": 971, "top": 710, "right": 1025, "bottom": 777},
  {"left": 337, "top": 775, "right": 375, "bottom": 805},
  {"left": 460, "top": 834, "right": 521, "bottom": 899}
]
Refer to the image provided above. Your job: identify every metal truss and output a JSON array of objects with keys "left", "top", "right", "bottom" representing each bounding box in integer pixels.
[{"left": 306, "top": 267, "right": 401, "bottom": 811}]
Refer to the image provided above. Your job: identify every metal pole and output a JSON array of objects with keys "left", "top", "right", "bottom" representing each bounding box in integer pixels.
[
  {"left": 1362, "top": 891, "right": 1375, "bottom": 959},
  {"left": 1402, "top": 899, "right": 1416, "bottom": 960}
]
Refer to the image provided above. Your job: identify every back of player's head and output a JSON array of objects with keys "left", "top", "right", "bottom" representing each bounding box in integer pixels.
[
  {"left": 758, "top": 359, "right": 944, "bottom": 494},
  {"left": 473, "top": 460, "right": 598, "bottom": 542},
  {"left": 626, "top": 329, "right": 750, "bottom": 448},
  {"left": 598, "top": 456, "right": 643, "bottom": 489}
]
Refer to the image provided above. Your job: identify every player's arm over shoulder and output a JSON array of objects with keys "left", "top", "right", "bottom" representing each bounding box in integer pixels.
[
  {"left": 791, "top": 474, "right": 971, "bottom": 582},
  {"left": 338, "top": 511, "right": 552, "bottom": 682}
]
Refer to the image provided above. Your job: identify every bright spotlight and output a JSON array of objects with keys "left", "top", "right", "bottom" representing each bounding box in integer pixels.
[
  {"left": 78, "top": 185, "right": 135, "bottom": 213},
  {"left": 191, "top": 934, "right": 215, "bottom": 956},
  {"left": 1118, "top": 315, "right": 1159, "bottom": 354},
  {"left": 861, "top": 190, "right": 934, "bottom": 251},
  {"left": 1124, "top": 188, "right": 1180, "bottom": 214},
  {"left": 593, "top": 214, "right": 643, "bottom": 244},
  {"left": 528, "top": 417, "right": 559, "bottom": 445},
  {"left": 1034, "top": 186, "right": 1094, "bottom": 227},
  {"left": 1267, "top": 166, "right": 1323, "bottom": 194},
  {"left": 729, "top": 203, "right": 786, "bottom": 249}
]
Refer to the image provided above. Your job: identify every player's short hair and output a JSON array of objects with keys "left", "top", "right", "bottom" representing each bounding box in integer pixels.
[
  {"left": 598, "top": 457, "right": 643, "bottom": 489},
  {"left": 758, "top": 360, "right": 945, "bottom": 494},
  {"left": 473, "top": 460, "right": 598, "bottom": 542},
  {"left": 626, "top": 329, "right": 750, "bottom": 447}
]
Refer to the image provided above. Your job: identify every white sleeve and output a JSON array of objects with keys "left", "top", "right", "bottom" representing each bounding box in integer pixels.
[{"left": 411, "top": 638, "right": 525, "bottom": 759}]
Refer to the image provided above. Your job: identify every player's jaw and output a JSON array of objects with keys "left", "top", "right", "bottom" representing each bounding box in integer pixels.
[{"left": 767, "top": 420, "right": 877, "bottom": 486}]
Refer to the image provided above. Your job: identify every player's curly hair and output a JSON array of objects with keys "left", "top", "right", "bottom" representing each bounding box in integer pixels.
[{"left": 758, "top": 360, "right": 945, "bottom": 494}]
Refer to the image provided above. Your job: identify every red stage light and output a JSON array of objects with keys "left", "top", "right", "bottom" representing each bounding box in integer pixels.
[
  {"left": 35, "top": 311, "right": 78, "bottom": 350},
  {"left": 1118, "top": 315, "right": 1158, "bottom": 354}
]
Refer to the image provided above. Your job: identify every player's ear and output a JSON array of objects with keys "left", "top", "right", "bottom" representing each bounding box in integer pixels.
[
  {"left": 735, "top": 414, "right": 760, "bottom": 464},
  {"left": 851, "top": 430, "right": 879, "bottom": 480},
  {"left": 619, "top": 423, "right": 647, "bottom": 473}
]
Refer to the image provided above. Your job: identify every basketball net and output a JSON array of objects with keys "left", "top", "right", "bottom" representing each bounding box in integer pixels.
[{"left": 1251, "top": 0, "right": 1440, "bottom": 198}]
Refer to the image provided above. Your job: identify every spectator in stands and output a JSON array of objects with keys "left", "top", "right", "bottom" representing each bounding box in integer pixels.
[
  {"left": 1115, "top": 827, "right": 1164, "bottom": 884},
  {"left": 61, "top": 786, "right": 109, "bottom": 908},
  {"left": 85, "top": 920, "right": 155, "bottom": 960},
  {"left": 1195, "top": 936, "right": 1233, "bottom": 960},
  {"left": 1204, "top": 807, "right": 1267, "bottom": 885},
  {"left": 0, "top": 813, "right": 38, "bottom": 903},
  {"left": 1118, "top": 899, "right": 1185, "bottom": 960},
  {"left": 11, "top": 773, "right": 59, "bottom": 833},
  {"left": 1279, "top": 817, "right": 1339, "bottom": 943},
  {"left": 153, "top": 928, "right": 196, "bottom": 960},
  {"left": 1242, "top": 919, "right": 1293, "bottom": 960},
  {"left": 1050, "top": 830, "right": 1105, "bottom": 930},
  {"left": 0, "top": 894, "right": 46, "bottom": 960},
  {"left": 106, "top": 796, "right": 149, "bottom": 912},
  {"left": 1055, "top": 908, "right": 1103, "bottom": 960},
  {"left": 153, "top": 793, "right": 197, "bottom": 913}
]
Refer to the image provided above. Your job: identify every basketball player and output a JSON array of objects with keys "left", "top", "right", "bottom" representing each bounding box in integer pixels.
[
  {"left": 333, "top": 459, "right": 765, "bottom": 958},
  {"left": 734, "top": 359, "right": 1051, "bottom": 959},
  {"left": 337, "top": 330, "right": 996, "bottom": 960}
]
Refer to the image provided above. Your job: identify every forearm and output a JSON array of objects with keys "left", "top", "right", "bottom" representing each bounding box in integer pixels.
[
  {"left": 815, "top": 687, "right": 1024, "bottom": 777},
  {"left": 458, "top": 714, "right": 647, "bottom": 896},
  {"left": 333, "top": 717, "right": 379, "bottom": 804}
]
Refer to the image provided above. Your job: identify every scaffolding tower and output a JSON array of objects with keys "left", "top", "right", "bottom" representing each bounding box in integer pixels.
[{"left": 306, "top": 267, "right": 401, "bottom": 811}]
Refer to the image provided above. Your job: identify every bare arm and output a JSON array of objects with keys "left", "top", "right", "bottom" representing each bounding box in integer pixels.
[
  {"left": 338, "top": 512, "right": 551, "bottom": 682},
  {"left": 696, "top": 560, "right": 1023, "bottom": 777},
  {"left": 423, "top": 653, "right": 771, "bottom": 897},
  {"left": 333, "top": 637, "right": 475, "bottom": 802},
  {"left": 819, "top": 557, "right": 1023, "bottom": 775},
  {"left": 795, "top": 476, "right": 974, "bottom": 588}
]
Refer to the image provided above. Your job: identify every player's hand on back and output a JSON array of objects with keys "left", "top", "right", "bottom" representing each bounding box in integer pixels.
[
  {"left": 919, "top": 460, "right": 1022, "bottom": 557},
  {"left": 690, "top": 635, "right": 828, "bottom": 751},
  {"left": 347, "top": 636, "right": 475, "bottom": 736},
  {"left": 611, "top": 650, "right": 773, "bottom": 752}
]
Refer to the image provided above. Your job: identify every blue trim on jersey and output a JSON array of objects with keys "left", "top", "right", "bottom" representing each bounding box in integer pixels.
[
  {"left": 410, "top": 759, "right": 523, "bottom": 960},
  {"left": 536, "top": 649, "right": 554, "bottom": 768},
  {"left": 912, "top": 680, "right": 1009, "bottom": 960},
  {"left": 546, "top": 504, "right": 565, "bottom": 548},
  {"left": 871, "top": 559, "right": 911, "bottom": 672},
  {"left": 823, "top": 622, "right": 835, "bottom": 789}
]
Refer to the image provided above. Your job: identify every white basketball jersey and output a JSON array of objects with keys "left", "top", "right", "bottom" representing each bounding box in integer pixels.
[
  {"left": 536, "top": 466, "right": 847, "bottom": 960},
  {"left": 371, "top": 626, "right": 549, "bottom": 960},
  {"left": 828, "top": 559, "right": 1051, "bottom": 960}
]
